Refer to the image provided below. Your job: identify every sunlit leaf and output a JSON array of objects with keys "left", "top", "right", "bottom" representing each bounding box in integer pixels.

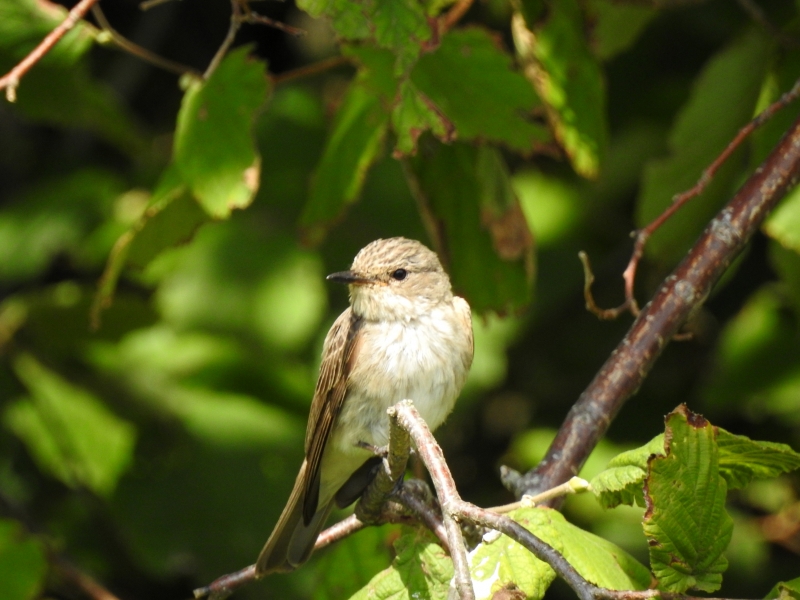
[
  {"left": 643, "top": 406, "right": 732, "bottom": 593},
  {"left": 350, "top": 529, "right": 453, "bottom": 600},
  {"left": 765, "top": 185, "right": 800, "bottom": 254},
  {"left": 0, "top": 519, "right": 47, "bottom": 600},
  {"left": 174, "top": 46, "right": 268, "bottom": 218},
  {"left": 5, "top": 354, "right": 136, "bottom": 497},
  {"left": 514, "top": 0, "right": 608, "bottom": 177},
  {"left": 716, "top": 429, "right": 800, "bottom": 489},
  {"left": 701, "top": 286, "right": 800, "bottom": 421},
  {"left": 766, "top": 577, "right": 800, "bottom": 600},
  {"left": 591, "top": 435, "right": 664, "bottom": 508}
]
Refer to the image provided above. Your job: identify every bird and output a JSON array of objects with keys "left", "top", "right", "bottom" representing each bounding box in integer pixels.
[{"left": 255, "top": 237, "right": 474, "bottom": 575}]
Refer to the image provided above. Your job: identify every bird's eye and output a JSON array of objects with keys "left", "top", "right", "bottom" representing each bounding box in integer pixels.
[{"left": 391, "top": 268, "right": 408, "bottom": 281}]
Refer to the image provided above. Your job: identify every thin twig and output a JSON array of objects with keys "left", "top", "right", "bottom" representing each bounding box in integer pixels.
[
  {"left": 91, "top": 4, "right": 201, "bottom": 78},
  {"left": 242, "top": 11, "right": 306, "bottom": 37},
  {"left": 736, "top": 0, "right": 800, "bottom": 49},
  {"left": 488, "top": 477, "right": 591, "bottom": 514},
  {"left": 0, "top": 0, "right": 101, "bottom": 102},
  {"left": 270, "top": 55, "right": 352, "bottom": 87},
  {"left": 592, "top": 74, "right": 800, "bottom": 319},
  {"left": 53, "top": 557, "right": 123, "bottom": 600},
  {"left": 140, "top": 0, "right": 180, "bottom": 10},
  {"left": 441, "top": 0, "right": 475, "bottom": 32},
  {"left": 204, "top": 0, "right": 243, "bottom": 80}
]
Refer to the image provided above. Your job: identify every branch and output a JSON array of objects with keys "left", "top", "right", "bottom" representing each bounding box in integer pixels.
[
  {"left": 586, "top": 75, "right": 800, "bottom": 319},
  {"left": 508, "top": 111, "right": 800, "bottom": 499},
  {"left": 0, "top": 0, "right": 101, "bottom": 102}
]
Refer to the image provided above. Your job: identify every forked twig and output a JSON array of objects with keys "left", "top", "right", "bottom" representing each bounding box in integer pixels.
[
  {"left": 91, "top": 4, "right": 200, "bottom": 78},
  {"left": 0, "top": 0, "right": 101, "bottom": 102},
  {"left": 584, "top": 75, "right": 800, "bottom": 319}
]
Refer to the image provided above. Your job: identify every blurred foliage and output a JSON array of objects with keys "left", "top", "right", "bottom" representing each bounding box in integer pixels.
[{"left": 1, "top": 0, "right": 800, "bottom": 599}]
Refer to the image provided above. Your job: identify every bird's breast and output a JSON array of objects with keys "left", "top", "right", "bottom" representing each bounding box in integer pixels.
[{"left": 332, "top": 305, "right": 472, "bottom": 454}]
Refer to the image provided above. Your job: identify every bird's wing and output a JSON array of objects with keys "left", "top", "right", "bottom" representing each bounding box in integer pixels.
[{"left": 302, "top": 307, "right": 363, "bottom": 524}]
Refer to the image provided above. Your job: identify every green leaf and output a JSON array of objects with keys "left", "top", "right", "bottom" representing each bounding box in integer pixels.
[
  {"left": 478, "top": 507, "right": 650, "bottom": 595},
  {"left": 0, "top": 169, "right": 125, "bottom": 283},
  {"left": 643, "top": 405, "right": 733, "bottom": 593},
  {"left": 766, "top": 577, "right": 800, "bottom": 600},
  {"left": 392, "top": 79, "right": 454, "bottom": 156},
  {"left": 300, "top": 76, "right": 390, "bottom": 244},
  {"left": 587, "top": 0, "right": 656, "bottom": 61},
  {"left": 0, "top": 519, "right": 47, "bottom": 600},
  {"left": 764, "top": 185, "right": 800, "bottom": 254},
  {"left": 350, "top": 529, "right": 453, "bottom": 600},
  {"left": 701, "top": 286, "right": 800, "bottom": 419},
  {"left": 315, "top": 524, "right": 396, "bottom": 600},
  {"left": 408, "top": 142, "right": 534, "bottom": 314},
  {"left": 637, "top": 29, "right": 771, "bottom": 265},
  {"left": 591, "top": 434, "right": 664, "bottom": 508},
  {"left": 514, "top": 0, "right": 608, "bottom": 177},
  {"left": 372, "top": 0, "right": 430, "bottom": 69},
  {"left": 4, "top": 354, "right": 136, "bottom": 497},
  {"left": 716, "top": 429, "right": 800, "bottom": 489},
  {"left": 174, "top": 47, "right": 267, "bottom": 218},
  {"left": 297, "top": 0, "right": 429, "bottom": 68},
  {"left": 91, "top": 165, "right": 209, "bottom": 329},
  {"left": 410, "top": 28, "right": 550, "bottom": 152},
  {"left": 467, "top": 516, "right": 555, "bottom": 600}
]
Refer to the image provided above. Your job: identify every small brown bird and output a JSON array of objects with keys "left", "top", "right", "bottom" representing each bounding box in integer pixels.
[{"left": 256, "top": 237, "right": 473, "bottom": 575}]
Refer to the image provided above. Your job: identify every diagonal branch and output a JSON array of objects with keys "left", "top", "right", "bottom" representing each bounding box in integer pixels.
[
  {"left": 0, "top": 0, "right": 101, "bottom": 102},
  {"left": 507, "top": 111, "right": 800, "bottom": 500}
]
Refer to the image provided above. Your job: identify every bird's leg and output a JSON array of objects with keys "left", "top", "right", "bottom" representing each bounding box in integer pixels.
[{"left": 355, "top": 440, "right": 388, "bottom": 457}]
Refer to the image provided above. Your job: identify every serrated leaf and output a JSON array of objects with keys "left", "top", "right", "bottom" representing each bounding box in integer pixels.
[
  {"left": 643, "top": 405, "right": 733, "bottom": 593},
  {"left": 514, "top": 0, "right": 608, "bottom": 177},
  {"left": 298, "top": 0, "right": 428, "bottom": 69},
  {"left": 408, "top": 142, "right": 534, "bottom": 314},
  {"left": 4, "top": 355, "right": 136, "bottom": 497},
  {"left": 716, "top": 429, "right": 800, "bottom": 489},
  {"left": 636, "top": 29, "right": 771, "bottom": 265},
  {"left": 591, "top": 434, "right": 665, "bottom": 508},
  {"left": 392, "top": 80, "right": 454, "bottom": 156},
  {"left": 372, "top": 0, "right": 430, "bottom": 69},
  {"left": 410, "top": 28, "right": 550, "bottom": 152},
  {"left": 300, "top": 76, "right": 390, "bottom": 244},
  {"left": 174, "top": 47, "right": 267, "bottom": 218},
  {"left": 350, "top": 529, "right": 453, "bottom": 600},
  {"left": 591, "top": 465, "right": 647, "bottom": 509},
  {"left": 0, "top": 519, "right": 47, "bottom": 600}
]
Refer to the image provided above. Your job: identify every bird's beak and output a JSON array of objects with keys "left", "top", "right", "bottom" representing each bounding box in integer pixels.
[{"left": 326, "top": 270, "right": 374, "bottom": 285}]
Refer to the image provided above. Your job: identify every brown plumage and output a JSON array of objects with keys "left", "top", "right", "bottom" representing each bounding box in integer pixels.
[{"left": 256, "top": 238, "right": 473, "bottom": 575}]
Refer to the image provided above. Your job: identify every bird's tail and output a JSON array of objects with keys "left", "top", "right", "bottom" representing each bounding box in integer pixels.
[{"left": 256, "top": 460, "right": 333, "bottom": 576}]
